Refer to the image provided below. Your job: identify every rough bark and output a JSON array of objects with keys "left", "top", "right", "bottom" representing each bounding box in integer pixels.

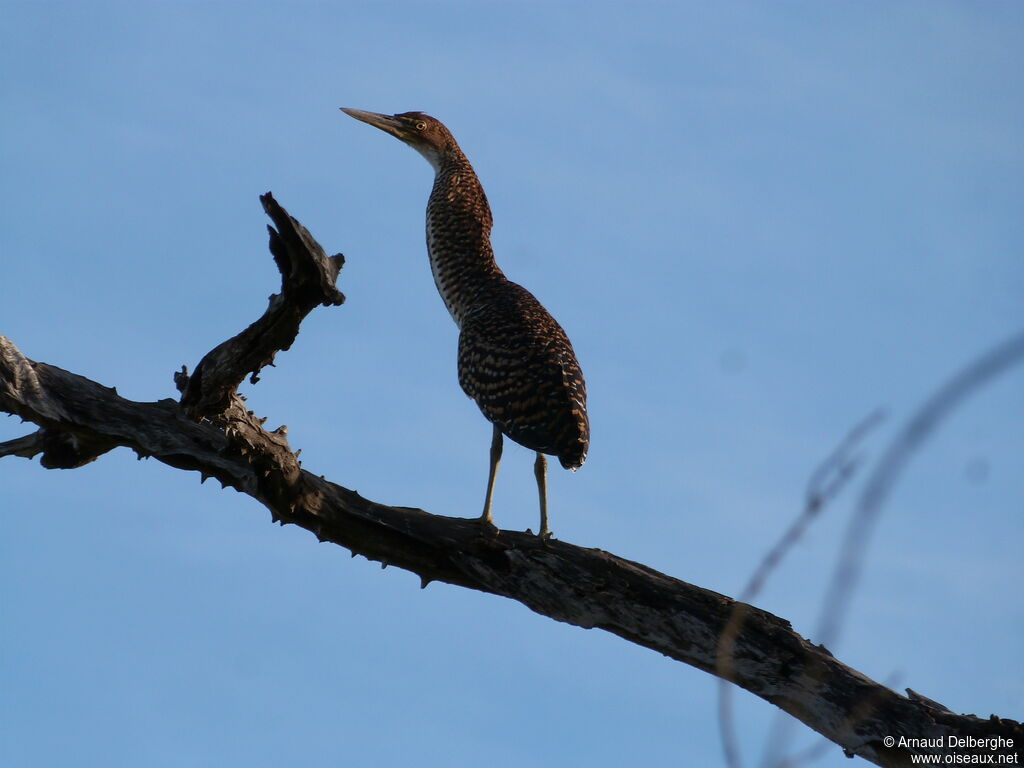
[
  {"left": 1, "top": 193, "right": 1019, "bottom": 768},
  {"left": 179, "top": 192, "right": 345, "bottom": 418}
]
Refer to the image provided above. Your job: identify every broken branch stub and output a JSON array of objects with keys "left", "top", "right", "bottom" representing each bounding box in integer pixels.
[{"left": 180, "top": 192, "right": 345, "bottom": 418}]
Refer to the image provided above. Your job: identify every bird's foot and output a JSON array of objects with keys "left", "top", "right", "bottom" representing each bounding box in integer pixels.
[
  {"left": 527, "top": 527, "right": 554, "bottom": 543},
  {"left": 476, "top": 515, "right": 499, "bottom": 538}
]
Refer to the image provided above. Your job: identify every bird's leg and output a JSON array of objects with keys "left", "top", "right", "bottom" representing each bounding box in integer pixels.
[
  {"left": 480, "top": 423, "right": 503, "bottom": 526},
  {"left": 534, "top": 452, "right": 550, "bottom": 539}
]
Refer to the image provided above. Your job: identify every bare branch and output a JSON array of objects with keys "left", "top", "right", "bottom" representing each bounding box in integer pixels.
[
  {"left": 717, "top": 409, "right": 886, "bottom": 768},
  {"left": 818, "top": 329, "right": 1024, "bottom": 648},
  {"left": 762, "top": 333, "right": 1024, "bottom": 767},
  {"left": 1, "top": 195, "right": 1020, "bottom": 768},
  {"left": 0, "top": 430, "right": 45, "bottom": 459},
  {"left": 179, "top": 192, "right": 345, "bottom": 418}
]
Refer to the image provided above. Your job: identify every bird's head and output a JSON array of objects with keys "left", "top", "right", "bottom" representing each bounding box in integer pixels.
[{"left": 340, "top": 108, "right": 456, "bottom": 170}]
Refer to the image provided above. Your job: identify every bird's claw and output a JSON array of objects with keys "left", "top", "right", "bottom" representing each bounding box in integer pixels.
[
  {"left": 527, "top": 527, "right": 553, "bottom": 543},
  {"left": 477, "top": 516, "right": 499, "bottom": 537}
]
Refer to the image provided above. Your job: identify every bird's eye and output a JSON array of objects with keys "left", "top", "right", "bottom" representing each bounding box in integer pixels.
[{"left": 415, "top": 121, "right": 427, "bottom": 131}]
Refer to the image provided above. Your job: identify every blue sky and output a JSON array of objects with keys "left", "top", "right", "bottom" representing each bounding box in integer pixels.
[{"left": 1, "top": 2, "right": 1021, "bottom": 766}]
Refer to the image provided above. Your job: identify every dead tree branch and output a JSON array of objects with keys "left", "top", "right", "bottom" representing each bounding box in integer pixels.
[
  {"left": 1, "top": 193, "right": 1019, "bottom": 768},
  {"left": 718, "top": 409, "right": 886, "bottom": 768},
  {"left": 179, "top": 193, "right": 346, "bottom": 418}
]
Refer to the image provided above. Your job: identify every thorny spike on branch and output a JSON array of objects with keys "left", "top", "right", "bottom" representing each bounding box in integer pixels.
[{"left": 0, "top": 194, "right": 1020, "bottom": 768}]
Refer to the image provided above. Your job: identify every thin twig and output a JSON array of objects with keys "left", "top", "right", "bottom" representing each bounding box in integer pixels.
[
  {"left": 819, "top": 330, "right": 1024, "bottom": 648},
  {"left": 766, "top": 329, "right": 1024, "bottom": 767},
  {"left": 717, "top": 410, "right": 885, "bottom": 768}
]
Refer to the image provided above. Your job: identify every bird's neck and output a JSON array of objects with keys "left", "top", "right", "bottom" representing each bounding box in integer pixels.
[{"left": 426, "top": 151, "right": 506, "bottom": 327}]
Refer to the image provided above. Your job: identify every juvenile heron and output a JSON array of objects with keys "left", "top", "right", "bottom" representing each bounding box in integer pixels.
[{"left": 341, "top": 108, "right": 589, "bottom": 538}]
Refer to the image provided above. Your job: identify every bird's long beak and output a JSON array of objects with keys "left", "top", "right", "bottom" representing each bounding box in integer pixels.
[{"left": 340, "top": 108, "right": 406, "bottom": 139}]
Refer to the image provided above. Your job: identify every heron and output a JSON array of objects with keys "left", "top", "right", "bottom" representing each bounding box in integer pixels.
[{"left": 341, "top": 108, "right": 589, "bottom": 538}]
